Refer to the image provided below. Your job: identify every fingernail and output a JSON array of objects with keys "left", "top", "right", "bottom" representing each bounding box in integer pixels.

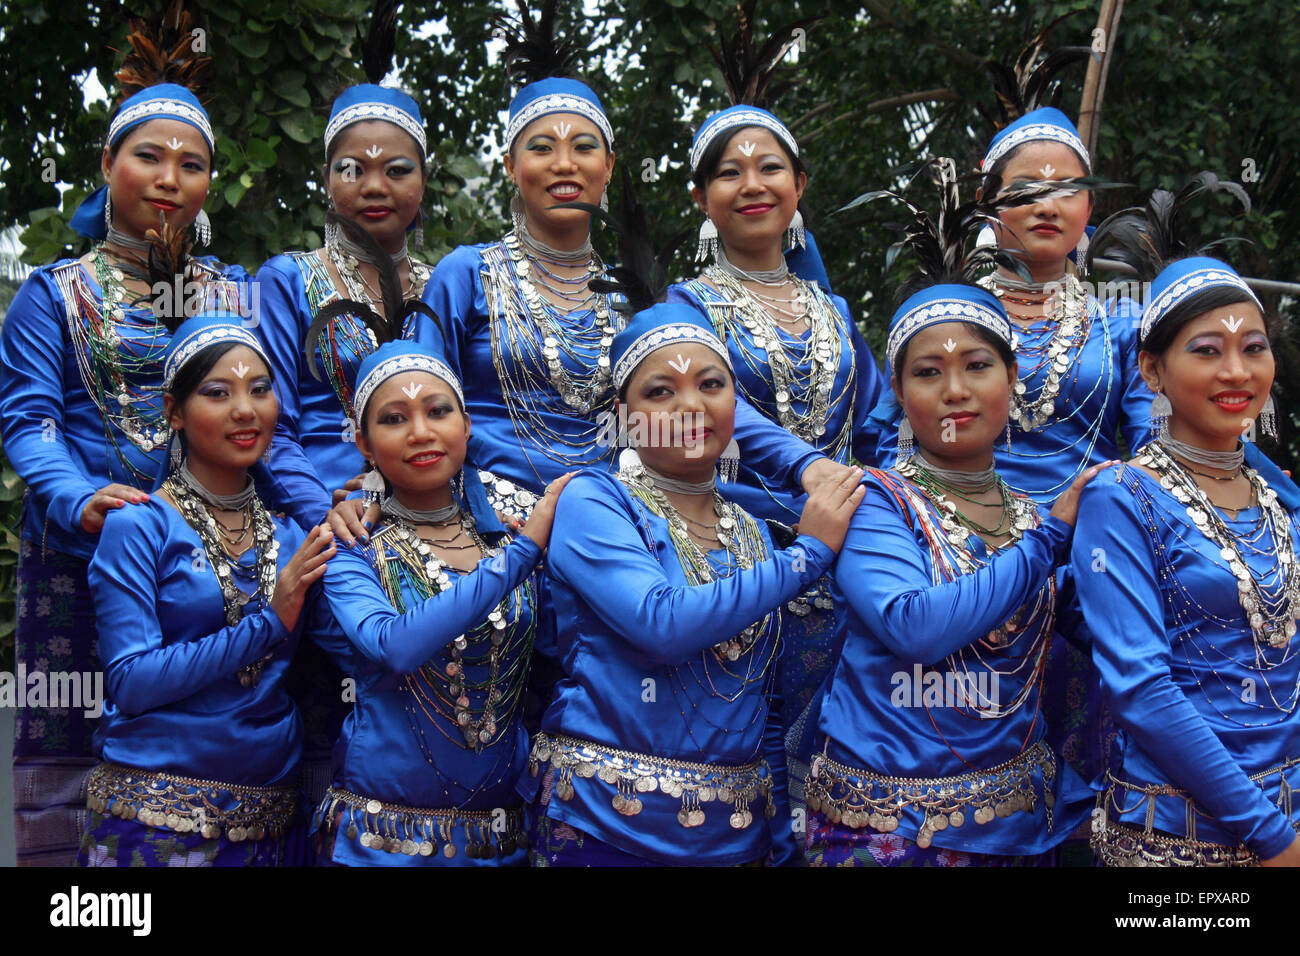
[
  {"left": 358, "top": 535, "right": 369, "bottom": 545},
  {"left": 363, "top": 520, "right": 373, "bottom": 530}
]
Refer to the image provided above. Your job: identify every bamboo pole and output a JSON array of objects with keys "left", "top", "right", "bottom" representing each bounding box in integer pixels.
[{"left": 1077, "top": 0, "right": 1123, "bottom": 158}]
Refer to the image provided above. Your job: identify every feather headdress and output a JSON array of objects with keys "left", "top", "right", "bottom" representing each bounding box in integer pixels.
[
  {"left": 708, "top": 0, "right": 818, "bottom": 109},
  {"left": 114, "top": 1, "right": 212, "bottom": 102},
  {"left": 492, "top": 0, "right": 581, "bottom": 87},
  {"left": 981, "top": 11, "right": 1091, "bottom": 131}
]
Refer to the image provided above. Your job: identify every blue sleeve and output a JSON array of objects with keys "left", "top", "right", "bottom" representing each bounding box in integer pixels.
[
  {"left": 733, "top": 396, "right": 826, "bottom": 492},
  {"left": 1071, "top": 475, "right": 1296, "bottom": 858},
  {"left": 836, "top": 474, "right": 1072, "bottom": 666},
  {"left": 88, "top": 507, "right": 291, "bottom": 715},
  {"left": 251, "top": 256, "right": 332, "bottom": 522},
  {"left": 838, "top": 294, "right": 885, "bottom": 463},
  {"left": 418, "top": 245, "right": 484, "bottom": 383},
  {"left": 323, "top": 532, "right": 544, "bottom": 675},
  {"left": 546, "top": 473, "right": 834, "bottom": 665},
  {"left": 0, "top": 270, "right": 98, "bottom": 533},
  {"left": 763, "top": 676, "right": 800, "bottom": 866},
  {"left": 1110, "top": 297, "right": 1155, "bottom": 453}
]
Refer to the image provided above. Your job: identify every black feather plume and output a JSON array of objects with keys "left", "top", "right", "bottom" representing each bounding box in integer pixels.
[
  {"left": 492, "top": 0, "right": 581, "bottom": 87},
  {"left": 708, "top": 0, "right": 819, "bottom": 108},
  {"left": 1087, "top": 171, "right": 1252, "bottom": 281},
  {"left": 115, "top": 210, "right": 195, "bottom": 333},
  {"left": 302, "top": 210, "right": 444, "bottom": 382},
  {"left": 552, "top": 165, "right": 687, "bottom": 316},
  {"left": 841, "top": 159, "right": 1033, "bottom": 302},
  {"left": 362, "top": 0, "right": 399, "bottom": 85},
  {"left": 982, "top": 11, "right": 1091, "bottom": 130}
]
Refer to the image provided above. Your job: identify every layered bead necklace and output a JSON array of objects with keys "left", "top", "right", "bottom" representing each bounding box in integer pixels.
[
  {"left": 370, "top": 507, "right": 535, "bottom": 752},
  {"left": 980, "top": 272, "right": 1091, "bottom": 432},
  {"left": 162, "top": 462, "right": 280, "bottom": 688},
  {"left": 701, "top": 257, "right": 852, "bottom": 451},
  {"left": 1135, "top": 440, "right": 1300, "bottom": 650}
]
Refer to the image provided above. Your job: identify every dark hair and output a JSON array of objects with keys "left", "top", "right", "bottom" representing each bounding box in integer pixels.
[
  {"left": 1140, "top": 285, "right": 1260, "bottom": 355},
  {"left": 170, "top": 341, "right": 272, "bottom": 407},
  {"left": 892, "top": 321, "right": 1016, "bottom": 384},
  {"left": 690, "top": 125, "right": 807, "bottom": 192}
]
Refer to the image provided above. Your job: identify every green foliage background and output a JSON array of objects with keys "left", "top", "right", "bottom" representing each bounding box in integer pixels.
[{"left": 1, "top": 0, "right": 1298, "bottom": 669}]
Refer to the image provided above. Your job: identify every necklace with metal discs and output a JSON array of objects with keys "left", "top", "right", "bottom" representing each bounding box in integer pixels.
[
  {"left": 162, "top": 472, "right": 280, "bottom": 687},
  {"left": 703, "top": 266, "right": 851, "bottom": 450},
  {"left": 373, "top": 517, "right": 535, "bottom": 754},
  {"left": 1135, "top": 441, "right": 1300, "bottom": 649},
  {"left": 980, "top": 272, "right": 1089, "bottom": 431}
]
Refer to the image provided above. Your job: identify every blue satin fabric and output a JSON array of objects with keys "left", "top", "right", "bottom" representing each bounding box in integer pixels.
[
  {"left": 1073, "top": 463, "right": 1300, "bottom": 858},
  {"left": 666, "top": 279, "right": 884, "bottom": 523},
  {"left": 524, "top": 469, "right": 835, "bottom": 865},
  {"left": 318, "top": 531, "right": 544, "bottom": 809},
  {"left": 87, "top": 499, "right": 328, "bottom": 787},
  {"left": 0, "top": 258, "right": 313, "bottom": 556},
  {"left": 875, "top": 296, "right": 1153, "bottom": 504},
  {"left": 818, "top": 469, "right": 1091, "bottom": 855},
  {"left": 418, "top": 243, "right": 824, "bottom": 495}
]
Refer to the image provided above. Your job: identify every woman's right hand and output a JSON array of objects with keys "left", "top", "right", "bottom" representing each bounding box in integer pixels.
[
  {"left": 270, "top": 525, "right": 336, "bottom": 632},
  {"left": 326, "top": 495, "right": 381, "bottom": 546},
  {"left": 518, "top": 472, "right": 577, "bottom": 550},
  {"left": 1048, "top": 460, "right": 1119, "bottom": 527},
  {"left": 1260, "top": 836, "right": 1300, "bottom": 867},
  {"left": 795, "top": 466, "right": 865, "bottom": 555},
  {"left": 80, "top": 483, "right": 151, "bottom": 533}
]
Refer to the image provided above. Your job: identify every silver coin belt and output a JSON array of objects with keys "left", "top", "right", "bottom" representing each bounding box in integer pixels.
[
  {"left": 786, "top": 574, "right": 834, "bottom": 618},
  {"left": 805, "top": 740, "right": 1056, "bottom": 849},
  {"left": 529, "top": 732, "right": 776, "bottom": 831},
  {"left": 315, "top": 786, "right": 528, "bottom": 861},
  {"left": 85, "top": 761, "right": 298, "bottom": 842},
  {"left": 1090, "top": 760, "right": 1300, "bottom": 867}
]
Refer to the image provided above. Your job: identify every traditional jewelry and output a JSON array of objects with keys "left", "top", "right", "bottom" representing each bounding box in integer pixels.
[
  {"left": 325, "top": 236, "right": 429, "bottom": 317},
  {"left": 315, "top": 786, "right": 528, "bottom": 859},
  {"left": 162, "top": 468, "right": 280, "bottom": 687},
  {"left": 1135, "top": 441, "right": 1300, "bottom": 648},
  {"left": 382, "top": 497, "right": 461, "bottom": 526},
  {"left": 1159, "top": 434, "right": 1246, "bottom": 471}
]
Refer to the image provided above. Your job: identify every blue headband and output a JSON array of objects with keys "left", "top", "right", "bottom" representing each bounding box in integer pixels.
[
  {"left": 505, "top": 78, "right": 614, "bottom": 150},
  {"left": 690, "top": 105, "right": 798, "bottom": 173},
  {"left": 72, "top": 84, "right": 215, "bottom": 240},
  {"left": 1141, "top": 256, "right": 1262, "bottom": 342},
  {"left": 982, "top": 107, "right": 1089, "bottom": 172},
  {"left": 325, "top": 84, "right": 427, "bottom": 158},
  {"left": 352, "top": 341, "right": 463, "bottom": 428},
  {"left": 611, "top": 303, "right": 732, "bottom": 390},
  {"left": 162, "top": 313, "right": 270, "bottom": 391},
  {"left": 885, "top": 283, "right": 1011, "bottom": 369}
]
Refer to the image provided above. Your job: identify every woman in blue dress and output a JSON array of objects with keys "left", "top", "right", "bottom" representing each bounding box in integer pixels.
[
  {"left": 0, "top": 15, "right": 261, "bottom": 865},
  {"left": 523, "top": 206, "right": 865, "bottom": 866},
  {"left": 312, "top": 316, "right": 570, "bottom": 865},
  {"left": 665, "top": 19, "right": 884, "bottom": 797},
  {"left": 1076, "top": 175, "right": 1300, "bottom": 866},
  {"left": 255, "top": 10, "right": 435, "bottom": 515},
  {"left": 78, "top": 304, "right": 337, "bottom": 867},
  {"left": 809, "top": 161, "right": 1109, "bottom": 866}
]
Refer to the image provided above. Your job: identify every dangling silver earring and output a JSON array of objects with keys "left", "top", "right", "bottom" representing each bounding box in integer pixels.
[
  {"left": 324, "top": 203, "right": 339, "bottom": 247},
  {"left": 896, "top": 415, "right": 915, "bottom": 467},
  {"left": 785, "top": 209, "right": 806, "bottom": 251},
  {"left": 193, "top": 208, "right": 212, "bottom": 247},
  {"left": 1150, "top": 390, "right": 1172, "bottom": 440},
  {"left": 262, "top": 436, "right": 273, "bottom": 466},
  {"left": 1073, "top": 230, "right": 1089, "bottom": 278},
  {"left": 510, "top": 190, "right": 527, "bottom": 236},
  {"left": 361, "top": 466, "right": 386, "bottom": 507},
  {"left": 412, "top": 208, "right": 424, "bottom": 253},
  {"left": 599, "top": 186, "right": 609, "bottom": 212},
  {"left": 719, "top": 438, "right": 740, "bottom": 484},
  {"left": 1005, "top": 422, "right": 1013, "bottom": 452},
  {"left": 168, "top": 432, "right": 183, "bottom": 472},
  {"left": 695, "top": 217, "right": 718, "bottom": 262},
  {"left": 1260, "top": 393, "right": 1278, "bottom": 439},
  {"left": 104, "top": 192, "right": 113, "bottom": 232}
]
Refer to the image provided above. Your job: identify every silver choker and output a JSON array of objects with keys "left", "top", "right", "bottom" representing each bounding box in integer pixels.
[
  {"left": 516, "top": 221, "right": 593, "bottom": 263},
  {"left": 715, "top": 245, "right": 790, "bottom": 285},
  {"left": 332, "top": 231, "right": 408, "bottom": 267},
  {"left": 991, "top": 270, "right": 1067, "bottom": 294},
  {"left": 177, "top": 460, "right": 257, "bottom": 511},
  {"left": 912, "top": 452, "right": 999, "bottom": 489},
  {"left": 104, "top": 227, "right": 154, "bottom": 254},
  {"left": 383, "top": 498, "right": 461, "bottom": 525},
  {"left": 1156, "top": 435, "right": 1245, "bottom": 471},
  {"left": 642, "top": 463, "right": 716, "bottom": 496}
]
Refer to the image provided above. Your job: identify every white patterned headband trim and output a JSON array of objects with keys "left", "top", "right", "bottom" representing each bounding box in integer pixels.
[
  {"left": 981, "top": 123, "right": 1090, "bottom": 171},
  {"left": 505, "top": 93, "right": 615, "bottom": 150},
  {"left": 353, "top": 354, "right": 464, "bottom": 426},
  {"left": 1141, "top": 268, "right": 1262, "bottom": 340},
  {"left": 886, "top": 300, "right": 1011, "bottom": 368},
  {"left": 108, "top": 99, "right": 214, "bottom": 153},
  {"left": 163, "top": 327, "right": 268, "bottom": 390},
  {"left": 325, "top": 103, "right": 427, "bottom": 157},
  {"left": 690, "top": 110, "right": 799, "bottom": 172},
  {"left": 613, "top": 325, "right": 732, "bottom": 390}
]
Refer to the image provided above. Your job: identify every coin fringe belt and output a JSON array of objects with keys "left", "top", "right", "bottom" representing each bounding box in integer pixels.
[
  {"left": 804, "top": 740, "right": 1057, "bottom": 849},
  {"left": 1090, "top": 760, "right": 1300, "bottom": 867},
  {"left": 314, "top": 785, "right": 528, "bottom": 861},
  {"left": 85, "top": 761, "right": 298, "bottom": 842},
  {"left": 529, "top": 732, "right": 776, "bottom": 831}
]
